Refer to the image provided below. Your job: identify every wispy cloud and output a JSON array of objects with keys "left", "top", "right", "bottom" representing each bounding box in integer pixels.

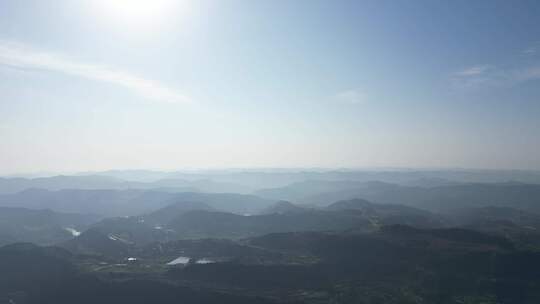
[
  {"left": 455, "top": 65, "right": 494, "bottom": 76},
  {"left": 522, "top": 46, "right": 537, "bottom": 55},
  {"left": 522, "top": 43, "right": 539, "bottom": 55},
  {"left": 452, "top": 42, "right": 540, "bottom": 89},
  {"left": 513, "top": 66, "right": 540, "bottom": 82},
  {"left": 0, "top": 40, "right": 191, "bottom": 103},
  {"left": 453, "top": 64, "right": 540, "bottom": 88},
  {"left": 452, "top": 65, "right": 503, "bottom": 87},
  {"left": 334, "top": 89, "right": 367, "bottom": 104}
]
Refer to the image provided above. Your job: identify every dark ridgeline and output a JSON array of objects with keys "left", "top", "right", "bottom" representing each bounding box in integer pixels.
[{"left": 1, "top": 171, "right": 540, "bottom": 303}]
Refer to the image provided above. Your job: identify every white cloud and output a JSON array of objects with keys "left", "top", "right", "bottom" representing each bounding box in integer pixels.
[
  {"left": 514, "top": 66, "right": 540, "bottom": 81},
  {"left": 334, "top": 89, "right": 367, "bottom": 104},
  {"left": 522, "top": 43, "right": 539, "bottom": 55},
  {"left": 452, "top": 64, "right": 540, "bottom": 88},
  {"left": 522, "top": 47, "right": 537, "bottom": 55},
  {"left": 452, "top": 42, "right": 540, "bottom": 89},
  {"left": 455, "top": 65, "right": 493, "bottom": 76},
  {"left": 0, "top": 40, "right": 191, "bottom": 103}
]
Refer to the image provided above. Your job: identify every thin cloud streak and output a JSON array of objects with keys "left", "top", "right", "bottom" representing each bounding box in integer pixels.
[
  {"left": 522, "top": 44, "right": 539, "bottom": 55},
  {"left": 0, "top": 40, "right": 191, "bottom": 103},
  {"left": 455, "top": 65, "right": 493, "bottom": 76},
  {"left": 334, "top": 89, "right": 367, "bottom": 104},
  {"left": 453, "top": 64, "right": 540, "bottom": 88},
  {"left": 452, "top": 42, "right": 540, "bottom": 89},
  {"left": 522, "top": 47, "right": 537, "bottom": 55}
]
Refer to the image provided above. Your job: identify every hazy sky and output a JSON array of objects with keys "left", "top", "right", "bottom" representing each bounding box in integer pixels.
[{"left": 1, "top": 0, "right": 540, "bottom": 174}]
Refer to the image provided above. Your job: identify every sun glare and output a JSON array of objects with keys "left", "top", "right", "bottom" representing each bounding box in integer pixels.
[{"left": 94, "top": 0, "right": 181, "bottom": 29}]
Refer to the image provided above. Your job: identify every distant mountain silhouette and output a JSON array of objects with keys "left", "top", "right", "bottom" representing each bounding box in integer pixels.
[
  {"left": 326, "top": 198, "right": 375, "bottom": 210},
  {"left": 166, "top": 209, "right": 374, "bottom": 239},
  {"left": 143, "top": 201, "right": 214, "bottom": 226},
  {"left": 0, "top": 206, "right": 98, "bottom": 246},
  {"left": 259, "top": 181, "right": 540, "bottom": 213},
  {"left": 0, "top": 175, "right": 253, "bottom": 194},
  {"left": 0, "top": 189, "right": 275, "bottom": 216},
  {"left": 258, "top": 200, "right": 307, "bottom": 215},
  {"left": 61, "top": 228, "right": 131, "bottom": 258}
]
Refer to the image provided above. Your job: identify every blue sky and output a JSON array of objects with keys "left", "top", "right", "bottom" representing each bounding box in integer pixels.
[{"left": 1, "top": 0, "right": 539, "bottom": 174}]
